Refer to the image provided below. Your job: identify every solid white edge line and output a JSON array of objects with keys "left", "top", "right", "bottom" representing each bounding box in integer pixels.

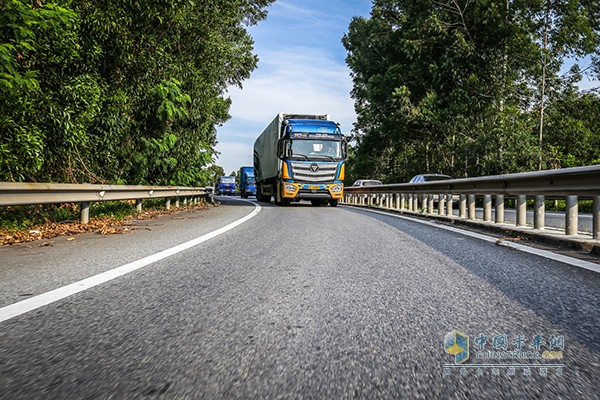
[
  {"left": 348, "top": 206, "right": 600, "bottom": 274},
  {"left": 0, "top": 199, "right": 261, "bottom": 324}
]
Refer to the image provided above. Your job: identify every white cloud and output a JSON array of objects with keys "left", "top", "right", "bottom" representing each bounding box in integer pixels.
[
  {"left": 227, "top": 58, "right": 356, "bottom": 128},
  {"left": 215, "top": 45, "right": 358, "bottom": 173},
  {"left": 214, "top": 0, "right": 372, "bottom": 173}
]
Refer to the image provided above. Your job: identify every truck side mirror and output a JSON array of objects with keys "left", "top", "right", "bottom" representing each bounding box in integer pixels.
[{"left": 342, "top": 139, "right": 348, "bottom": 158}]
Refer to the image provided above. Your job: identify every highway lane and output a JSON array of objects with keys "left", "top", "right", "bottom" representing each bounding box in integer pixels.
[{"left": 0, "top": 197, "right": 599, "bottom": 399}]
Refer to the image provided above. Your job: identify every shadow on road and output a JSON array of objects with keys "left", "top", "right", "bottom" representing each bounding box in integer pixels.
[{"left": 348, "top": 207, "right": 600, "bottom": 354}]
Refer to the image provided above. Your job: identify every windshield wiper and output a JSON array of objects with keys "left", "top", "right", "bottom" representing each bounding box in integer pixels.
[
  {"left": 292, "top": 153, "right": 309, "bottom": 160},
  {"left": 319, "top": 155, "right": 336, "bottom": 161}
]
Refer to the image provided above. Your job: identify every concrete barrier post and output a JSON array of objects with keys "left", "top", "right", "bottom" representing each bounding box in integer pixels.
[
  {"left": 483, "top": 195, "right": 492, "bottom": 221},
  {"left": 446, "top": 194, "right": 453, "bottom": 217},
  {"left": 468, "top": 195, "right": 476, "bottom": 220},
  {"left": 516, "top": 195, "right": 526, "bottom": 227},
  {"left": 80, "top": 202, "right": 90, "bottom": 224},
  {"left": 565, "top": 196, "right": 578, "bottom": 235},
  {"left": 495, "top": 195, "right": 504, "bottom": 224},
  {"left": 534, "top": 195, "right": 545, "bottom": 230},
  {"left": 593, "top": 196, "right": 600, "bottom": 239}
]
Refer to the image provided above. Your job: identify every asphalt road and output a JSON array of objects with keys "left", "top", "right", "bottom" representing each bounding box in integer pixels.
[{"left": 0, "top": 197, "right": 598, "bottom": 399}]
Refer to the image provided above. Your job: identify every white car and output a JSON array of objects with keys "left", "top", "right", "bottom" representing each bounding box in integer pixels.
[{"left": 352, "top": 179, "right": 383, "bottom": 187}]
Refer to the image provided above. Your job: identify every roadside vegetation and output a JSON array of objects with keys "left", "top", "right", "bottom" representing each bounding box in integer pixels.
[
  {"left": 343, "top": 1, "right": 600, "bottom": 185},
  {"left": 0, "top": 199, "right": 213, "bottom": 245},
  {"left": 0, "top": 0, "right": 272, "bottom": 186}
]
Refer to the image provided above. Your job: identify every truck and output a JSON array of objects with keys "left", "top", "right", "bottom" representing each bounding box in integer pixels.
[
  {"left": 215, "top": 176, "right": 236, "bottom": 195},
  {"left": 253, "top": 113, "right": 347, "bottom": 206},
  {"left": 238, "top": 166, "right": 256, "bottom": 198}
]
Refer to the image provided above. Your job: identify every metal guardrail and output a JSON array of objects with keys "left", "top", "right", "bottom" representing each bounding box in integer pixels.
[
  {"left": 342, "top": 165, "right": 600, "bottom": 239},
  {"left": 0, "top": 182, "right": 207, "bottom": 224}
]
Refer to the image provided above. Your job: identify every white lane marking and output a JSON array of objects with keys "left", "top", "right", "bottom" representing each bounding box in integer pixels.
[
  {"left": 349, "top": 207, "right": 600, "bottom": 274},
  {"left": 0, "top": 199, "right": 261, "bottom": 324}
]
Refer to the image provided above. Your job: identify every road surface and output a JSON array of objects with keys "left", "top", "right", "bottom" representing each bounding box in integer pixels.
[{"left": 0, "top": 197, "right": 598, "bottom": 399}]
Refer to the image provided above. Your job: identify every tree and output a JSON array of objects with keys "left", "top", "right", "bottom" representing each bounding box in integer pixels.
[
  {"left": 0, "top": 0, "right": 274, "bottom": 185},
  {"left": 343, "top": 0, "right": 600, "bottom": 182}
]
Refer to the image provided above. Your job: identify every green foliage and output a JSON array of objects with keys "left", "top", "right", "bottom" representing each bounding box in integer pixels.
[
  {"left": 344, "top": 0, "right": 600, "bottom": 182},
  {"left": 0, "top": 0, "right": 274, "bottom": 184}
]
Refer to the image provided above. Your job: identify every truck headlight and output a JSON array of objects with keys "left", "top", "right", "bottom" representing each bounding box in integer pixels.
[
  {"left": 284, "top": 184, "right": 296, "bottom": 193},
  {"left": 330, "top": 185, "right": 342, "bottom": 193}
]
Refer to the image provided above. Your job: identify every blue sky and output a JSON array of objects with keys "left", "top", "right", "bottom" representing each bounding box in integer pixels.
[{"left": 215, "top": 0, "right": 373, "bottom": 174}]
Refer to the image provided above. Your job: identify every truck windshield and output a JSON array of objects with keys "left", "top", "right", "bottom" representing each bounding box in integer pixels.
[
  {"left": 220, "top": 177, "right": 235, "bottom": 184},
  {"left": 247, "top": 177, "right": 256, "bottom": 184},
  {"left": 289, "top": 139, "right": 341, "bottom": 160}
]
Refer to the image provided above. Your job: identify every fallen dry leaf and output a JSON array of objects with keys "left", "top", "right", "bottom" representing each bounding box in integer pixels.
[{"left": 0, "top": 201, "right": 212, "bottom": 246}]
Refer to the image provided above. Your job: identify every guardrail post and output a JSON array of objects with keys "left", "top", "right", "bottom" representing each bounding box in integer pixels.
[
  {"left": 468, "top": 195, "right": 476, "bottom": 220},
  {"left": 534, "top": 195, "right": 545, "bottom": 230},
  {"left": 459, "top": 195, "right": 466, "bottom": 218},
  {"left": 386, "top": 194, "right": 390, "bottom": 208},
  {"left": 446, "top": 194, "right": 453, "bottom": 217},
  {"left": 594, "top": 196, "right": 600, "bottom": 239},
  {"left": 165, "top": 198, "right": 171, "bottom": 210},
  {"left": 483, "top": 195, "right": 492, "bottom": 221},
  {"left": 136, "top": 199, "right": 142, "bottom": 212},
  {"left": 175, "top": 198, "right": 180, "bottom": 208},
  {"left": 413, "top": 193, "right": 419, "bottom": 212},
  {"left": 438, "top": 194, "right": 445, "bottom": 215},
  {"left": 400, "top": 194, "right": 406, "bottom": 210},
  {"left": 407, "top": 194, "right": 413, "bottom": 211},
  {"left": 495, "top": 195, "right": 504, "bottom": 224},
  {"left": 80, "top": 202, "right": 90, "bottom": 224},
  {"left": 428, "top": 194, "right": 434, "bottom": 214},
  {"left": 565, "top": 195, "right": 578, "bottom": 235},
  {"left": 516, "top": 195, "right": 526, "bottom": 227}
]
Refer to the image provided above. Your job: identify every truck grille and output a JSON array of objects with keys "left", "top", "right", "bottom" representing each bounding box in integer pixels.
[{"left": 291, "top": 162, "right": 338, "bottom": 183}]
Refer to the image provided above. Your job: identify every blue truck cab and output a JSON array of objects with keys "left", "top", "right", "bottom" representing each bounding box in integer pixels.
[
  {"left": 216, "top": 176, "right": 236, "bottom": 195},
  {"left": 239, "top": 166, "right": 256, "bottom": 198}
]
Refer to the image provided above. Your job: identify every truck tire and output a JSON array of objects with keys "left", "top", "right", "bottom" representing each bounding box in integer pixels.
[
  {"left": 310, "top": 200, "right": 321, "bottom": 206},
  {"left": 329, "top": 199, "right": 338, "bottom": 207},
  {"left": 257, "top": 187, "right": 271, "bottom": 203}
]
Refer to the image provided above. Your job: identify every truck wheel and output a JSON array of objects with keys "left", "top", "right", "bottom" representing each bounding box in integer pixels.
[
  {"left": 329, "top": 199, "right": 338, "bottom": 207},
  {"left": 310, "top": 200, "right": 321, "bottom": 206},
  {"left": 281, "top": 198, "right": 291, "bottom": 206}
]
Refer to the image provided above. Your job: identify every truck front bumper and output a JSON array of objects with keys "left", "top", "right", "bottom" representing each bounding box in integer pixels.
[{"left": 281, "top": 182, "right": 343, "bottom": 200}]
